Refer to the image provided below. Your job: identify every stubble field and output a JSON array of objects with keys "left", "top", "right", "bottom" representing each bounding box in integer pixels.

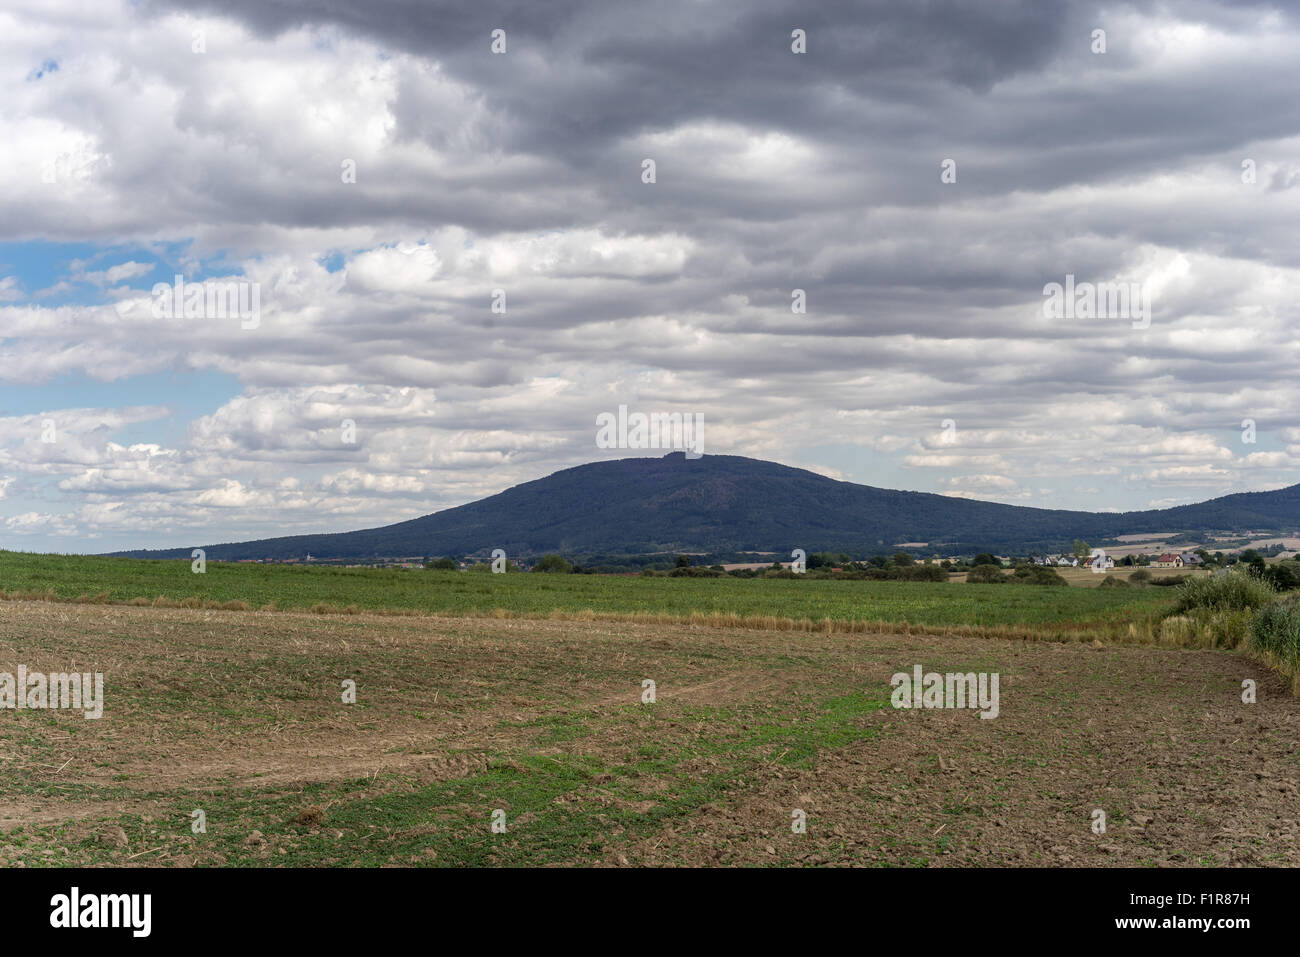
[{"left": 2, "top": 599, "right": 1296, "bottom": 868}]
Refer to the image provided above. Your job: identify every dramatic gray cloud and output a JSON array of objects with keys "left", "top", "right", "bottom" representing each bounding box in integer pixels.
[{"left": 1, "top": 0, "right": 1298, "bottom": 551}]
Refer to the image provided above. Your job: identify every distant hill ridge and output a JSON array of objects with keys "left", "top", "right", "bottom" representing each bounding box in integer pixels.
[{"left": 109, "top": 453, "right": 1300, "bottom": 560}]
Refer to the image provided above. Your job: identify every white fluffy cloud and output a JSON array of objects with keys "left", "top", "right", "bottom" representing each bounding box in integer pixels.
[{"left": 2, "top": 0, "right": 1298, "bottom": 550}]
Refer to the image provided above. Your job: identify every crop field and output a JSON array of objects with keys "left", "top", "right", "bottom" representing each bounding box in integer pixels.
[
  {"left": 2, "top": 599, "right": 1296, "bottom": 868},
  {"left": 3, "top": 553, "right": 1294, "bottom": 869},
  {"left": 0, "top": 551, "right": 1177, "bottom": 642}
]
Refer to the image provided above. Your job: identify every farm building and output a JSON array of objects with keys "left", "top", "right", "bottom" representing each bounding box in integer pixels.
[{"left": 1086, "top": 550, "right": 1114, "bottom": 571}]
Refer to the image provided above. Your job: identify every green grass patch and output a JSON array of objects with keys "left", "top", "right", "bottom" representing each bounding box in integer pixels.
[{"left": 0, "top": 550, "right": 1174, "bottom": 636}]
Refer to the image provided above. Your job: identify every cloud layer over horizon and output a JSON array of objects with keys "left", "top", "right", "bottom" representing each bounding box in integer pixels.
[{"left": 2, "top": 0, "right": 1299, "bottom": 552}]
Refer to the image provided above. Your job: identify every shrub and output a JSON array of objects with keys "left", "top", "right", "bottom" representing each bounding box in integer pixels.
[
  {"left": 889, "top": 564, "right": 948, "bottom": 582},
  {"left": 1172, "top": 571, "right": 1275, "bottom": 614},
  {"left": 1204, "top": 608, "right": 1254, "bottom": 650},
  {"left": 426, "top": 557, "right": 458, "bottom": 570},
  {"left": 1262, "top": 563, "right": 1299, "bottom": 591},
  {"left": 532, "top": 554, "right": 573, "bottom": 574},
  {"left": 1129, "top": 569, "right": 1152, "bottom": 584},
  {"left": 966, "top": 564, "right": 1007, "bottom": 584},
  {"left": 1011, "top": 564, "right": 1068, "bottom": 586},
  {"left": 1097, "top": 576, "right": 1131, "bottom": 589},
  {"left": 669, "top": 565, "right": 724, "bottom": 577},
  {"left": 1249, "top": 599, "right": 1300, "bottom": 665}
]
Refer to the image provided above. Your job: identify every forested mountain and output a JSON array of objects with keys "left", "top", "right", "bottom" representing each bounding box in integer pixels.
[{"left": 110, "top": 453, "right": 1300, "bottom": 560}]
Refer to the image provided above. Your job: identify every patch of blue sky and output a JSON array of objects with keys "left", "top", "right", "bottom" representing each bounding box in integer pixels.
[
  {"left": 318, "top": 250, "right": 347, "bottom": 272},
  {"left": 26, "top": 58, "right": 59, "bottom": 81},
  {"left": 0, "top": 369, "right": 243, "bottom": 447},
  {"left": 0, "top": 240, "right": 256, "bottom": 307}
]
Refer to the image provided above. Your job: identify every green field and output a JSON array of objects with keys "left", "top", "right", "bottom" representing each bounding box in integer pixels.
[{"left": 0, "top": 550, "right": 1175, "bottom": 638}]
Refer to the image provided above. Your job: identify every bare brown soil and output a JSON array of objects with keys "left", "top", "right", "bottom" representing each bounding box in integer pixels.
[{"left": 0, "top": 600, "right": 1295, "bottom": 867}]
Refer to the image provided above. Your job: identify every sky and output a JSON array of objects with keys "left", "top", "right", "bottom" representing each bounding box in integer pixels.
[{"left": 1, "top": 0, "right": 1299, "bottom": 554}]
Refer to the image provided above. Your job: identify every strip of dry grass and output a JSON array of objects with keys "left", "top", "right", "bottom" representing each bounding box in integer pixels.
[{"left": 0, "top": 584, "right": 1153, "bottom": 644}]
